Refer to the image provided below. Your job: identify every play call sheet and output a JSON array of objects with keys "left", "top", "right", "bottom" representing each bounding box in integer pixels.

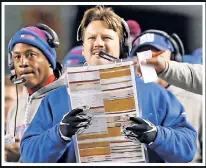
[{"left": 66, "top": 61, "right": 146, "bottom": 163}]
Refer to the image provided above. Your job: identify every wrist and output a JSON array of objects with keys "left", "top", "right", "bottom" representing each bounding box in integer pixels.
[
  {"left": 157, "top": 60, "right": 169, "bottom": 75},
  {"left": 58, "top": 126, "right": 71, "bottom": 142}
]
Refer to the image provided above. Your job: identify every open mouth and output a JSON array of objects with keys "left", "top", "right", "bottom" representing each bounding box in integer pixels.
[{"left": 92, "top": 50, "right": 106, "bottom": 56}]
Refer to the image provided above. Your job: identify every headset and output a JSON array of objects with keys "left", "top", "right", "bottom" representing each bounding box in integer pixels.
[
  {"left": 7, "top": 24, "right": 61, "bottom": 138},
  {"left": 8, "top": 23, "right": 60, "bottom": 84},
  {"left": 76, "top": 18, "right": 131, "bottom": 59},
  {"left": 131, "top": 29, "right": 185, "bottom": 62}
]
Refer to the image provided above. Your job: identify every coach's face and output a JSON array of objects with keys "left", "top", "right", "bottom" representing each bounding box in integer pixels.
[
  {"left": 82, "top": 20, "right": 120, "bottom": 65},
  {"left": 12, "top": 43, "right": 52, "bottom": 89}
]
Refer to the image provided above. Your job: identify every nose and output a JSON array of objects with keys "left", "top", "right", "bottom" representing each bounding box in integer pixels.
[
  {"left": 94, "top": 35, "right": 104, "bottom": 48},
  {"left": 19, "top": 56, "right": 29, "bottom": 68}
]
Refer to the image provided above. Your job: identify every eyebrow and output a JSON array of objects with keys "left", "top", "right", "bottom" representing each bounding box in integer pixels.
[
  {"left": 12, "top": 49, "right": 36, "bottom": 55},
  {"left": 87, "top": 34, "right": 114, "bottom": 40}
]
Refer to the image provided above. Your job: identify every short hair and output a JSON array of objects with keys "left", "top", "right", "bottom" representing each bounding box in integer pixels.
[{"left": 80, "top": 5, "right": 123, "bottom": 41}]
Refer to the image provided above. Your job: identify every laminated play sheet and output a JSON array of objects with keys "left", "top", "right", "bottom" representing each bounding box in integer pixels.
[{"left": 65, "top": 61, "right": 146, "bottom": 163}]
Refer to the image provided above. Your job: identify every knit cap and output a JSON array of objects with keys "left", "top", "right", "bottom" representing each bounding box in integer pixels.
[{"left": 9, "top": 26, "right": 57, "bottom": 69}]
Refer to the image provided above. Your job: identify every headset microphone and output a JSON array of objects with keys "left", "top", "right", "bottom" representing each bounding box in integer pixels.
[
  {"left": 13, "top": 77, "right": 27, "bottom": 85},
  {"left": 10, "top": 75, "right": 27, "bottom": 85},
  {"left": 99, "top": 51, "right": 118, "bottom": 62}
]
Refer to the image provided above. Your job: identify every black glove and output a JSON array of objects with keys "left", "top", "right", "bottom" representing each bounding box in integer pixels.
[
  {"left": 59, "top": 106, "right": 92, "bottom": 141},
  {"left": 122, "top": 117, "right": 157, "bottom": 145}
]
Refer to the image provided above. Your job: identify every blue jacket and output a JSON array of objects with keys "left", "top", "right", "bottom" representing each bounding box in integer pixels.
[{"left": 20, "top": 77, "right": 197, "bottom": 163}]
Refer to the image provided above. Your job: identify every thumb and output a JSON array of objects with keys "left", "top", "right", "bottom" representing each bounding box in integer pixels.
[
  {"left": 130, "top": 117, "right": 144, "bottom": 124},
  {"left": 142, "top": 57, "right": 159, "bottom": 66},
  {"left": 142, "top": 57, "right": 167, "bottom": 73}
]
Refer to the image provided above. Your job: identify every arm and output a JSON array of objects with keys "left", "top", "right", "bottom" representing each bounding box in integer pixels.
[
  {"left": 20, "top": 97, "right": 71, "bottom": 163},
  {"left": 20, "top": 88, "right": 92, "bottom": 163},
  {"left": 149, "top": 90, "right": 197, "bottom": 162},
  {"left": 138, "top": 50, "right": 202, "bottom": 95},
  {"left": 158, "top": 61, "right": 202, "bottom": 94}
]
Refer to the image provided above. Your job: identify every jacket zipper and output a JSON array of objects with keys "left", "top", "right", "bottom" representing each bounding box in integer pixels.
[{"left": 24, "top": 94, "right": 32, "bottom": 132}]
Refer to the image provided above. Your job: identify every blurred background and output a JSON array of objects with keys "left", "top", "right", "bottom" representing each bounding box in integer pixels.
[{"left": 4, "top": 4, "right": 203, "bottom": 74}]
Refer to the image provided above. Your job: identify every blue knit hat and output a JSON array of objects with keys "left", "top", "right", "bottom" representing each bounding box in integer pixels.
[
  {"left": 8, "top": 26, "right": 57, "bottom": 69},
  {"left": 62, "top": 46, "right": 86, "bottom": 67},
  {"left": 63, "top": 54, "right": 86, "bottom": 67}
]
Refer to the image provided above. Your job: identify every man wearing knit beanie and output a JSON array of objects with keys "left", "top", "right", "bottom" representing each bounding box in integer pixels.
[
  {"left": 8, "top": 26, "right": 58, "bottom": 89},
  {"left": 5, "top": 24, "right": 65, "bottom": 162}
]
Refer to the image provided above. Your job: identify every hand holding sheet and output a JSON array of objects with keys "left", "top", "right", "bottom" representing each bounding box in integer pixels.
[{"left": 137, "top": 50, "right": 158, "bottom": 83}]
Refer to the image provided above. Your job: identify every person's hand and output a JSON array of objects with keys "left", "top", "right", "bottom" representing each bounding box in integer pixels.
[
  {"left": 59, "top": 106, "right": 92, "bottom": 141},
  {"left": 5, "top": 139, "right": 20, "bottom": 162},
  {"left": 122, "top": 117, "right": 157, "bottom": 145},
  {"left": 135, "top": 50, "right": 171, "bottom": 76}
]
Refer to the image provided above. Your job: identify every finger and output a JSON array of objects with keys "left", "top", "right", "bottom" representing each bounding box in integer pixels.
[
  {"left": 78, "top": 105, "right": 91, "bottom": 112},
  {"left": 125, "top": 136, "right": 139, "bottom": 143},
  {"left": 122, "top": 127, "right": 142, "bottom": 137},
  {"left": 63, "top": 114, "right": 91, "bottom": 123},
  {"left": 75, "top": 115, "right": 92, "bottom": 124},
  {"left": 152, "top": 50, "right": 165, "bottom": 57},
  {"left": 129, "top": 117, "right": 143, "bottom": 124},
  {"left": 72, "top": 116, "right": 88, "bottom": 122},
  {"left": 142, "top": 57, "right": 159, "bottom": 65},
  {"left": 68, "top": 108, "right": 83, "bottom": 116},
  {"left": 76, "top": 114, "right": 92, "bottom": 120},
  {"left": 135, "top": 65, "right": 142, "bottom": 77},
  {"left": 126, "top": 125, "right": 147, "bottom": 133},
  {"left": 126, "top": 133, "right": 144, "bottom": 143},
  {"left": 71, "top": 121, "right": 91, "bottom": 128},
  {"left": 76, "top": 127, "right": 87, "bottom": 135}
]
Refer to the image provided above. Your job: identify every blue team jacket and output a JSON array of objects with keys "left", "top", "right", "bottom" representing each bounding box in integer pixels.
[{"left": 20, "top": 77, "right": 197, "bottom": 163}]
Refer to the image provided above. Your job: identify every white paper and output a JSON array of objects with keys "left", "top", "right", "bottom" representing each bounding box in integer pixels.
[
  {"left": 66, "top": 61, "right": 146, "bottom": 163},
  {"left": 137, "top": 50, "right": 158, "bottom": 83}
]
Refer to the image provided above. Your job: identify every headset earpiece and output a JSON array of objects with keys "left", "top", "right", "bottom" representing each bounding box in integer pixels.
[
  {"left": 36, "top": 23, "right": 60, "bottom": 48},
  {"left": 8, "top": 37, "right": 16, "bottom": 75},
  {"left": 171, "top": 33, "right": 185, "bottom": 56},
  {"left": 8, "top": 51, "right": 14, "bottom": 71},
  {"left": 120, "top": 18, "right": 131, "bottom": 59},
  {"left": 76, "top": 23, "right": 82, "bottom": 44}
]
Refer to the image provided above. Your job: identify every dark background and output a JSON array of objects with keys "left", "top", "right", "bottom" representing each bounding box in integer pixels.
[{"left": 3, "top": 4, "right": 203, "bottom": 75}]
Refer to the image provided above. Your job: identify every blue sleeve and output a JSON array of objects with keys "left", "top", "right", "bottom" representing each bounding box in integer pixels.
[
  {"left": 20, "top": 95, "right": 71, "bottom": 163},
  {"left": 148, "top": 89, "right": 197, "bottom": 163}
]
